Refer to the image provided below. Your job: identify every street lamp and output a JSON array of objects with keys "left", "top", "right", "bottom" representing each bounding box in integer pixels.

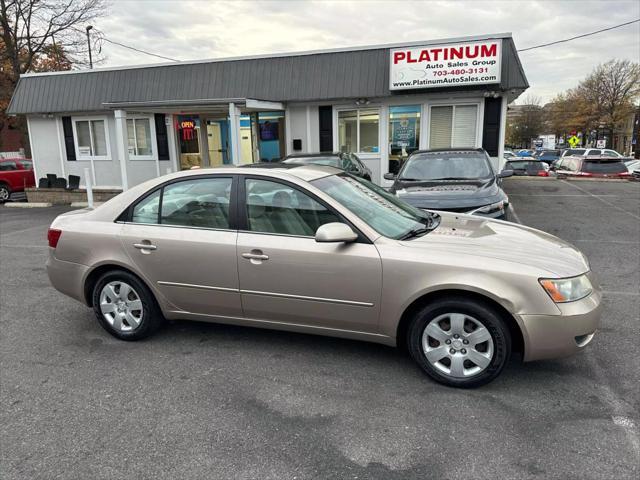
[{"left": 86, "top": 25, "right": 93, "bottom": 69}]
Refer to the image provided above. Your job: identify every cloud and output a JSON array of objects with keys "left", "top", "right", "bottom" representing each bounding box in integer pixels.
[{"left": 95, "top": 0, "right": 640, "bottom": 102}]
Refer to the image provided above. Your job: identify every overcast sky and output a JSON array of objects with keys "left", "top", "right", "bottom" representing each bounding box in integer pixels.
[{"left": 95, "top": 0, "right": 640, "bottom": 104}]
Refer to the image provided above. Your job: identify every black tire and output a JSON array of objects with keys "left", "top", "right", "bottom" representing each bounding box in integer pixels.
[
  {"left": 0, "top": 183, "right": 10, "bottom": 203},
  {"left": 91, "top": 270, "right": 164, "bottom": 340},
  {"left": 407, "top": 296, "right": 511, "bottom": 388}
]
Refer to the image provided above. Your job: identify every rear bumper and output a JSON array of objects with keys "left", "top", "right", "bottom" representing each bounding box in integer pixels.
[
  {"left": 518, "top": 289, "right": 602, "bottom": 361},
  {"left": 46, "top": 252, "right": 89, "bottom": 305}
]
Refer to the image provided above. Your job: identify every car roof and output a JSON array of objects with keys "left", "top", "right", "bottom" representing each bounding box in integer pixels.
[
  {"left": 284, "top": 152, "right": 342, "bottom": 159},
  {"left": 196, "top": 162, "right": 344, "bottom": 182},
  {"left": 408, "top": 148, "right": 486, "bottom": 158}
]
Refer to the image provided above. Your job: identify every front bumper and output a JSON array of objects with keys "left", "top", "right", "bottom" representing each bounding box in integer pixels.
[{"left": 518, "top": 288, "right": 602, "bottom": 361}]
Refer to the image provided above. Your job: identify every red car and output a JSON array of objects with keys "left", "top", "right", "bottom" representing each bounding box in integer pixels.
[
  {"left": 0, "top": 158, "right": 35, "bottom": 202},
  {"left": 551, "top": 155, "right": 631, "bottom": 179}
]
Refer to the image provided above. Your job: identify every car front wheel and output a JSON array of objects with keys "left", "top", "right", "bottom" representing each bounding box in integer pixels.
[
  {"left": 408, "top": 297, "right": 511, "bottom": 388},
  {"left": 91, "top": 270, "right": 163, "bottom": 340}
]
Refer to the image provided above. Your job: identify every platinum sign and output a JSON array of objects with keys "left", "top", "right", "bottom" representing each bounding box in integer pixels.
[{"left": 390, "top": 40, "right": 502, "bottom": 90}]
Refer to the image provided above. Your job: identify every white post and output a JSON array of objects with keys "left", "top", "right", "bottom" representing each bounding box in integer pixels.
[
  {"left": 114, "top": 109, "right": 130, "bottom": 190},
  {"left": 228, "top": 103, "right": 241, "bottom": 165},
  {"left": 305, "top": 106, "right": 312, "bottom": 153},
  {"left": 84, "top": 167, "right": 94, "bottom": 209}
]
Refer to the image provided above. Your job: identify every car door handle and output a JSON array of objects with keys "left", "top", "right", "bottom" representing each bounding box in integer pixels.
[
  {"left": 242, "top": 252, "right": 269, "bottom": 260},
  {"left": 133, "top": 243, "right": 157, "bottom": 251}
]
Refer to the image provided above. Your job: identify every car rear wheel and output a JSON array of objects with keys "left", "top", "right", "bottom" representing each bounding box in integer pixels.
[
  {"left": 0, "top": 183, "right": 10, "bottom": 203},
  {"left": 407, "top": 297, "right": 511, "bottom": 388},
  {"left": 91, "top": 270, "right": 163, "bottom": 340}
]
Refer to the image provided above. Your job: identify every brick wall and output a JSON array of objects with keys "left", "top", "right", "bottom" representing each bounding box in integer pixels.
[{"left": 25, "top": 188, "right": 122, "bottom": 205}]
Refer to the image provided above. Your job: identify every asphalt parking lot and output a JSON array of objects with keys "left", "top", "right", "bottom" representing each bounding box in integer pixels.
[{"left": 1, "top": 178, "right": 639, "bottom": 479}]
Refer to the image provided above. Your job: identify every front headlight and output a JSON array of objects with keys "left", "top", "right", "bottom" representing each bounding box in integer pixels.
[
  {"left": 470, "top": 200, "right": 505, "bottom": 215},
  {"left": 539, "top": 274, "right": 592, "bottom": 303}
]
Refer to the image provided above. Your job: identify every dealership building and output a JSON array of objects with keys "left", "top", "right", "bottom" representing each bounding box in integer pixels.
[{"left": 7, "top": 33, "right": 528, "bottom": 190}]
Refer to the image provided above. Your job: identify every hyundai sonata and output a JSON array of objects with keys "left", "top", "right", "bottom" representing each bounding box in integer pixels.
[{"left": 46, "top": 165, "right": 601, "bottom": 387}]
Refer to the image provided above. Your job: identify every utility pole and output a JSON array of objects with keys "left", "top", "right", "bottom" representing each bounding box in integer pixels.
[{"left": 86, "top": 25, "right": 94, "bottom": 69}]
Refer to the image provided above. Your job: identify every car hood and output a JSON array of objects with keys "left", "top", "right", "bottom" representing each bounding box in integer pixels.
[
  {"left": 400, "top": 212, "right": 589, "bottom": 277},
  {"left": 393, "top": 177, "right": 504, "bottom": 209}
]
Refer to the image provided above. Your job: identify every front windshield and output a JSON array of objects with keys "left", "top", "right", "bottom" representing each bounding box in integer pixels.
[
  {"left": 283, "top": 156, "right": 341, "bottom": 168},
  {"left": 399, "top": 152, "right": 493, "bottom": 181},
  {"left": 312, "top": 174, "right": 439, "bottom": 239}
]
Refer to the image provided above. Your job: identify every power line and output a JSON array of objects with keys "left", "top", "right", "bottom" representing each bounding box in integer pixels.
[
  {"left": 518, "top": 19, "right": 640, "bottom": 52},
  {"left": 100, "top": 36, "right": 180, "bottom": 62}
]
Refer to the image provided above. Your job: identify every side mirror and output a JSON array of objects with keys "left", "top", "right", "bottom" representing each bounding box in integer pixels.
[
  {"left": 383, "top": 172, "right": 396, "bottom": 180},
  {"left": 315, "top": 222, "right": 358, "bottom": 243},
  {"left": 499, "top": 169, "right": 514, "bottom": 178}
]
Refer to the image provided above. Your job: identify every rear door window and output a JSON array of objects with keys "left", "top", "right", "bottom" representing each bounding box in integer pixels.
[
  {"left": 130, "top": 177, "right": 233, "bottom": 229},
  {"left": 582, "top": 161, "right": 627, "bottom": 174},
  {"left": 160, "top": 177, "right": 232, "bottom": 229},
  {"left": 602, "top": 150, "right": 620, "bottom": 158}
]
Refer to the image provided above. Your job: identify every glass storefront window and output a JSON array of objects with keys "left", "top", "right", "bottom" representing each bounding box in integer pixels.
[
  {"left": 257, "top": 111, "right": 285, "bottom": 162},
  {"left": 338, "top": 109, "right": 379, "bottom": 154},
  {"left": 388, "top": 105, "right": 421, "bottom": 174},
  {"left": 127, "top": 117, "right": 153, "bottom": 157},
  {"left": 177, "top": 115, "right": 201, "bottom": 170},
  {"left": 74, "top": 118, "right": 108, "bottom": 158},
  {"left": 429, "top": 105, "right": 478, "bottom": 149}
]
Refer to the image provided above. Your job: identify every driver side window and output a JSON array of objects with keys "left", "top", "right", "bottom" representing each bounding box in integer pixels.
[{"left": 245, "top": 179, "right": 340, "bottom": 236}]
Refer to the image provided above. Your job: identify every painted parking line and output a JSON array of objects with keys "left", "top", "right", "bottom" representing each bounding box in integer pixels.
[
  {"left": 507, "top": 204, "right": 522, "bottom": 224},
  {"left": 602, "top": 290, "right": 640, "bottom": 297},
  {"left": 560, "top": 180, "right": 640, "bottom": 221}
]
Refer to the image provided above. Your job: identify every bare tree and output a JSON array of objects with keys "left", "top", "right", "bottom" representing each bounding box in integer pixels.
[
  {"left": 1, "top": 0, "right": 105, "bottom": 79},
  {"left": 506, "top": 95, "right": 545, "bottom": 148},
  {"left": 583, "top": 60, "right": 640, "bottom": 131},
  {"left": 0, "top": 0, "right": 105, "bottom": 149},
  {"left": 547, "top": 60, "right": 640, "bottom": 138}
]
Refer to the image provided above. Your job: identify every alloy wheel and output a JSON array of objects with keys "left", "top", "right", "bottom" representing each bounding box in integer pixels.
[
  {"left": 0, "top": 186, "right": 9, "bottom": 201},
  {"left": 422, "top": 312, "right": 494, "bottom": 378},
  {"left": 99, "top": 281, "right": 143, "bottom": 332}
]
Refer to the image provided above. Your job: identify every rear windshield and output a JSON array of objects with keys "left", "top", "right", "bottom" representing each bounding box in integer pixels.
[
  {"left": 566, "top": 149, "right": 585, "bottom": 156},
  {"left": 582, "top": 161, "right": 627, "bottom": 173},
  {"left": 507, "top": 161, "right": 543, "bottom": 170}
]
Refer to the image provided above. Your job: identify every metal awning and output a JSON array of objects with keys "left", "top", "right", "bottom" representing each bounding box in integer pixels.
[{"left": 101, "top": 98, "right": 285, "bottom": 114}]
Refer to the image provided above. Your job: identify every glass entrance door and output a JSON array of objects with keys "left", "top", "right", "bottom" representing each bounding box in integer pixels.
[
  {"left": 206, "top": 120, "right": 229, "bottom": 166},
  {"left": 177, "top": 115, "right": 202, "bottom": 170}
]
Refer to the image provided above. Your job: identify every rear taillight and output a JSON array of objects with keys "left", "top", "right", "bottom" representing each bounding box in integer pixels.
[
  {"left": 619, "top": 172, "right": 631, "bottom": 177},
  {"left": 537, "top": 170, "right": 549, "bottom": 177},
  {"left": 48, "top": 228, "right": 62, "bottom": 248}
]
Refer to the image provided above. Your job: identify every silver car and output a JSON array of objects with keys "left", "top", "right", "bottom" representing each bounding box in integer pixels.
[{"left": 46, "top": 165, "right": 602, "bottom": 387}]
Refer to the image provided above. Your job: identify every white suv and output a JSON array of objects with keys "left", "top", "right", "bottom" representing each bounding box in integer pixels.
[{"left": 561, "top": 148, "right": 627, "bottom": 158}]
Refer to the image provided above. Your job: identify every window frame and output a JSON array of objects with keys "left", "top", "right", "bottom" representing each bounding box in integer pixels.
[
  {"left": 426, "top": 101, "right": 482, "bottom": 149},
  {"left": 335, "top": 107, "right": 381, "bottom": 155},
  {"left": 71, "top": 115, "right": 111, "bottom": 161},
  {"left": 126, "top": 115, "right": 157, "bottom": 161},
  {"left": 119, "top": 174, "right": 238, "bottom": 232},
  {"left": 237, "top": 174, "right": 370, "bottom": 243}
]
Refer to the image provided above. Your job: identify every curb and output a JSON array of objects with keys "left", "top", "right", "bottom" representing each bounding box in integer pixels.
[{"left": 4, "top": 202, "right": 52, "bottom": 208}]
